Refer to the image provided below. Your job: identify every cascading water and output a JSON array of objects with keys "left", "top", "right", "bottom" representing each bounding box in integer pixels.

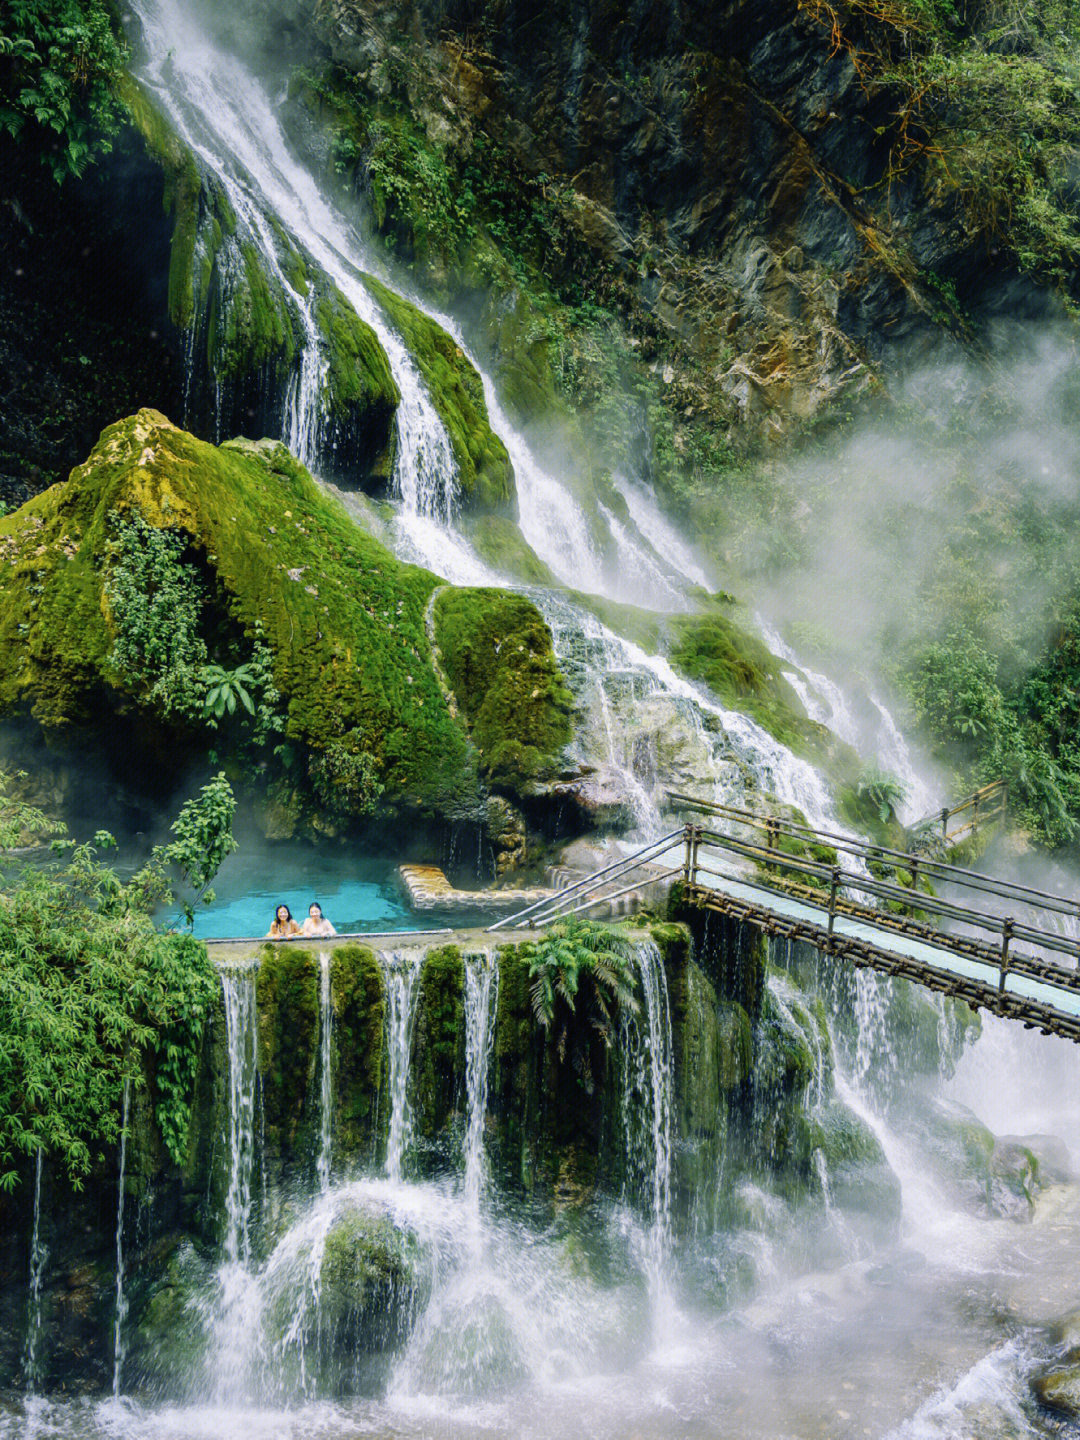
[
  {"left": 317, "top": 950, "right": 334, "bottom": 1193},
  {"left": 111, "top": 1078, "right": 131, "bottom": 1397},
  {"left": 618, "top": 940, "right": 676, "bottom": 1336},
  {"left": 22, "top": 1148, "right": 46, "bottom": 1396},
  {"left": 539, "top": 592, "right": 843, "bottom": 839},
  {"left": 211, "top": 963, "right": 261, "bottom": 1398},
  {"left": 462, "top": 951, "right": 498, "bottom": 1220},
  {"left": 382, "top": 950, "right": 423, "bottom": 1183}
]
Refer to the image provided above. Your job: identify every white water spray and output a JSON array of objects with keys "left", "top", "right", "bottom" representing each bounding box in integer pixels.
[
  {"left": 383, "top": 950, "right": 423, "bottom": 1183},
  {"left": 111, "top": 1078, "right": 131, "bottom": 1397}
]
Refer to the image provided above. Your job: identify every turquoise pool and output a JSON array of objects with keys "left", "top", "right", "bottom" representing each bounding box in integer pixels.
[{"left": 186, "top": 845, "right": 431, "bottom": 939}]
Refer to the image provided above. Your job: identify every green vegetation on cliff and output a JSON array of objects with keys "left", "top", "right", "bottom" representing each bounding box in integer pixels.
[
  {"left": 0, "top": 412, "right": 572, "bottom": 825},
  {"left": 433, "top": 588, "right": 574, "bottom": 790}
]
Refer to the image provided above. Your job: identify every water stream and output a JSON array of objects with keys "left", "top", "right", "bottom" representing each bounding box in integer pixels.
[
  {"left": 316, "top": 950, "right": 334, "bottom": 1193},
  {"left": 381, "top": 950, "right": 423, "bottom": 1183},
  {"left": 10, "top": 2, "right": 1079, "bottom": 1434},
  {"left": 111, "top": 1079, "right": 131, "bottom": 1398}
]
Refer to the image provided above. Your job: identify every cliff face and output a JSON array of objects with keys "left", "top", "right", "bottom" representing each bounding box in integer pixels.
[{"left": 303, "top": 0, "right": 1065, "bottom": 442}]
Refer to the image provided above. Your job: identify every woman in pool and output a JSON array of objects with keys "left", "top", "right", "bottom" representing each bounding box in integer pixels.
[
  {"left": 267, "top": 903, "right": 301, "bottom": 938},
  {"left": 301, "top": 901, "right": 337, "bottom": 937}
]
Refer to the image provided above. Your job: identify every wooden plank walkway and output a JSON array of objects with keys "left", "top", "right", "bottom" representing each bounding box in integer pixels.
[{"left": 499, "top": 795, "right": 1080, "bottom": 1045}]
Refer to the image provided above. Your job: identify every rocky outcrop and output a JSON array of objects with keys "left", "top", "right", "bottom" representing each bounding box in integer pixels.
[
  {"left": 0, "top": 412, "right": 566, "bottom": 833},
  {"left": 301, "top": 0, "right": 1068, "bottom": 457}
]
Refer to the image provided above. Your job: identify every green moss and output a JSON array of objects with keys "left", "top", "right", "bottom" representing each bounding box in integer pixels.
[
  {"left": 256, "top": 945, "right": 319, "bottom": 1154},
  {"left": 433, "top": 587, "right": 574, "bottom": 792},
  {"left": 116, "top": 75, "right": 203, "bottom": 331},
  {"left": 410, "top": 945, "right": 465, "bottom": 1147},
  {"left": 363, "top": 275, "right": 515, "bottom": 513},
  {"left": 331, "top": 944, "right": 385, "bottom": 1158},
  {"left": 666, "top": 610, "right": 825, "bottom": 757},
  {"left": 0, "top": 411, "right": 480, "bottom": 813},
  {"left": 463, "top": 515, "right": 557, "bottom": 586},
  {"left": 314, "top": 284, "right": 399, "bottom": 445}
]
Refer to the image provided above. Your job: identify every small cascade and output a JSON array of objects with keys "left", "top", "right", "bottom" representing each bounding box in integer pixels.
[
  {"left": 758, "top": 619, "right": 937, "bottom": 825},
  {"left": 382, "top": 950, "right": 424, "bottom": 1183},
  {"left": 620, "top": 940, "right": 675, "bottom": 1330},
  {"left": 212, "top": 963, "right": 262, "bottom": 1398},
  {"left": 537, "top": 592, "right": 842, "bottom": 839},
  {"left": 112, "top": 1078, "right": 131, "bottom": 1397},
  {"left": 23, "top": 1149, "right": 46, "bottom": 1395},
  {"left": 316, "top": 950, "right": 334, "bottom": 1193},
  {"left": 766, "top": 971, "right": 840, "bottom": 1227},
  {"left": 462, "top": 951, "right": 499, "bottom": 1219}
]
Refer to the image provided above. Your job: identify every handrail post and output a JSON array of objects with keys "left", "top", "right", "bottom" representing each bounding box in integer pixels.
[
  {"left": 827, "top": 866, "right": 840, "bottom": 948},
  {"left": 683, "top": 824, "right": 694, "bottom": 886},
  {"left": 941, "top": 806, "right": 950, "bottom": 842},
  {"left": 999, "top": 917, "right": 1013, "bottom": 993},
  {"left": 690, "top": 824, "right": 700, "bottom": 889},
  {"left": 909, "top": 855, "right": 919, "bottom": 895},
  {"left": 973, "top": 791, "right": 979, "bottom": 832}
]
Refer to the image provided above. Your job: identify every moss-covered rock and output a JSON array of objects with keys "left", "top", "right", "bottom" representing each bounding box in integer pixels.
[
  {"left": 432, "top": 588, "right": 574, "bottom": 792},
  {"left": 314, "top": 282, "right": 400, "bottom": 481},
  {"left": 0, "top": 412, "right": 573, "bottom": 824},
  {"left": 363, "top": 275, "right": 515, "bottom": 513},
  {"left": 256, "top": 945, "right": 319, "bottom": 1163},
  {"left": 331, "top": 945, "right": 386, "bottom": 1162},
  {"left": 410, "top": 945, "right": 465, "bottom": 1164},
  {"left": 316, "top": 1200, "right": 428, "bottom": 1351}
]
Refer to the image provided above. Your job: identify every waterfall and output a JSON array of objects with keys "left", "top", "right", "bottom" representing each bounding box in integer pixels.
[
  {"left": 618, "top": 940, "right": 675, "bottom": 1331},
  {"left": 316, "top": 950, "right": 333, "bottom": 1193},
  {"left": 462, "top": 951, "right": 498, "bottom": 1218},
  {"left": 538, "top": 592, "right": 843, "bottom": 837},
  {"left": 212, "top": 964, "right": 262, "bottom": 1398},
  {"left": 382, "top": 950, "right": 423, "bottom": 1183},
  {"left": 23, "top": 1148, "right": 46, "bottom": 1395},
  {"left": 112, "top": 1078, "right": 131, "bottom": 1397},
  {"left": 132, "top": 0, "right": 460, "bottom": 532}
]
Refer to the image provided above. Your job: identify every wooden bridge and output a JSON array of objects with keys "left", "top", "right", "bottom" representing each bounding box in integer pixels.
[{"left": 495, "top": 791, "right": 1080, "bottom": 1044}]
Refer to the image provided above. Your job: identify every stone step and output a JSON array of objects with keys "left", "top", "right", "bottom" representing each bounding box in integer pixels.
[{"left": 397, "top": 864, "right": 555, "bottom": 915}]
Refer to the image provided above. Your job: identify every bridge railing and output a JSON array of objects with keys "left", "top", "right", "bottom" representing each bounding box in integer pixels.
[
  {"left": 668, "top": 790, "right": 1080, "bottom": 932},
  {"left": 913, "top": 779, "right": 1008, "bottom": 847}
]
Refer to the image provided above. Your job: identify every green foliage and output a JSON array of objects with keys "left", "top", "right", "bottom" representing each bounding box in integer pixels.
[
  {"left": 0, "top": 0, "right": 128, "bottom": 182},
  {"left": 433, "top": 588, "right": 574, "bottom": 791},
  {"left": 856, "top": 767, "right": 909, "bottom": 824},
  {"left": 904, "top": 628, "right": 1077, "bottom": 845},
  {"left": 520, "top": 920, "right": 638, "bottom": 1094},
  {"left": 0, "top": 770, "right": 232, "bottom": 1188},
  {"left": 309, "top": 739, "right": 384, "bottom": 817},
  {"left": 106, "top": 512, "right": 209, "bottom": 717},
  {"left": 807, "top": 0, "right": 1080, "bottom": 288}
]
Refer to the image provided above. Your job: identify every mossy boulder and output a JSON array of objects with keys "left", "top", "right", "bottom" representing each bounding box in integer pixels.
[
  {"left": 432, "top": 588, "right": 574, "bottom": 792},
  {"left": 363, "top": 275, "right": 515, "bottom": 514},
  {"left": 0, "top": 412, "right": 571, "bottom": 824},
  {"left": 316, "top": 1200, "right": 429, "bottom": 1352},
  {"left": 809, "top": 1101, "right": 901, "bottom": 1240}
]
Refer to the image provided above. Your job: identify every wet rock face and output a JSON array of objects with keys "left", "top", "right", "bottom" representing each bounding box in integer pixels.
[{"left": 309, "top": 0, "right": 1045, "bottom": 439}]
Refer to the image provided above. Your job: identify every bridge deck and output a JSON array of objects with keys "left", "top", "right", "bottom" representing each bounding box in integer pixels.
[{"left": 685, "top": 870, "right": 1080, "bottom": 1042}]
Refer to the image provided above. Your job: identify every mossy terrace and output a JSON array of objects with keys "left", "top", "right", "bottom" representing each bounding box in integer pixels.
[{"left": 0, "top": 411, "right": 566, "bottom": 829}]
